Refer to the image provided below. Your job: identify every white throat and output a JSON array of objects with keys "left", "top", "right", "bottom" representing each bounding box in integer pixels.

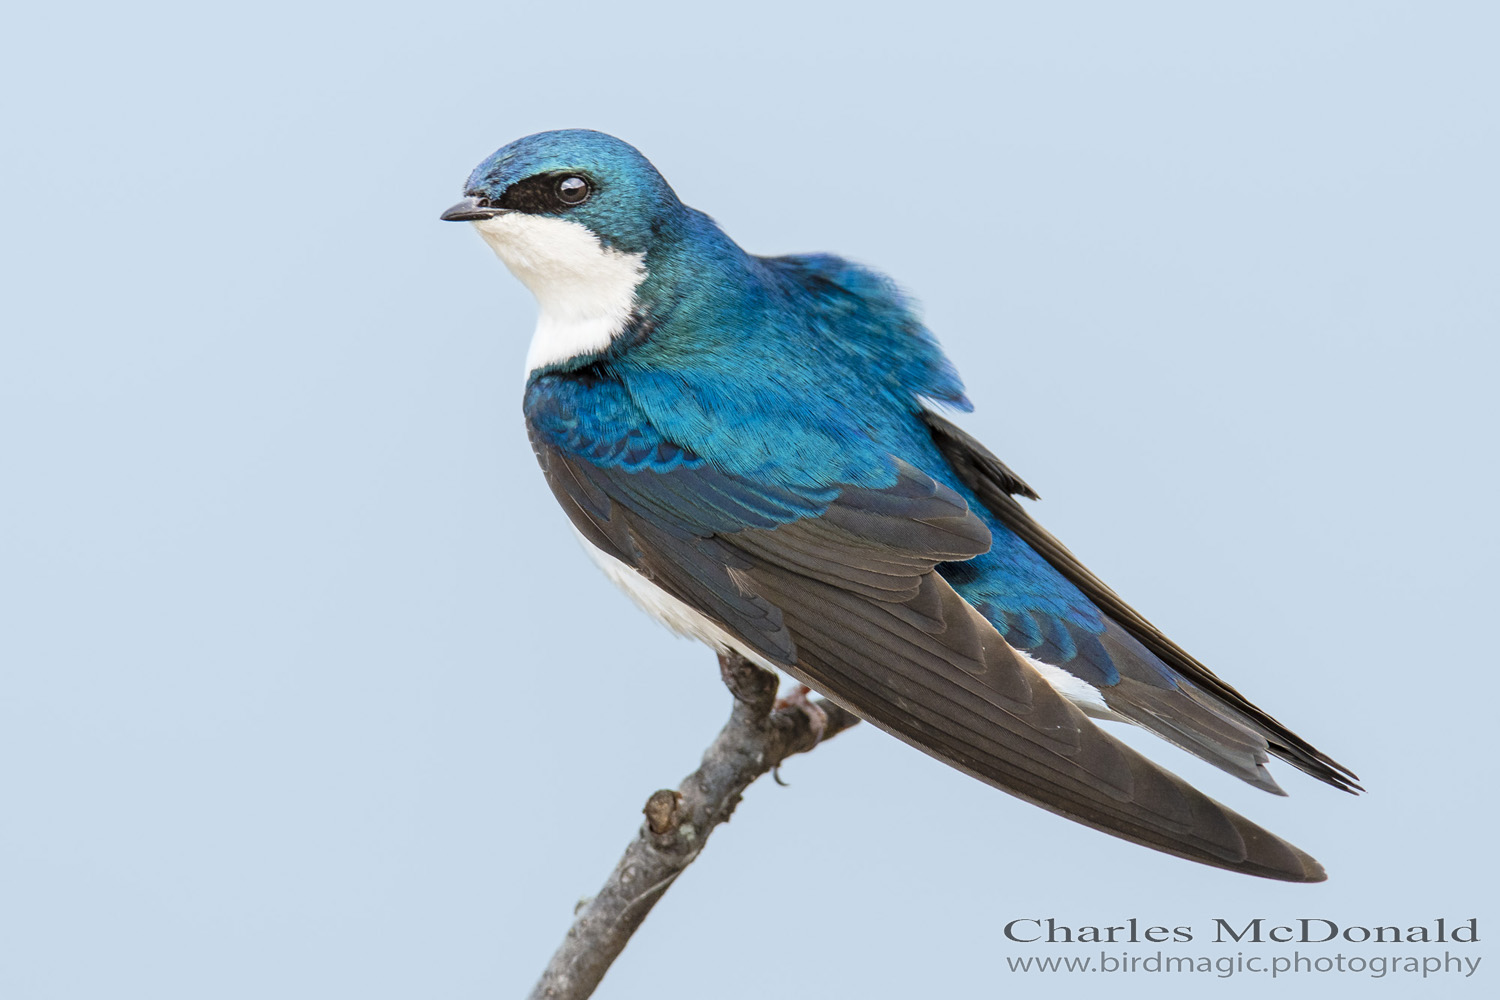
[{"left": 471, "top": 214, "right": 647, "bottom": 373}]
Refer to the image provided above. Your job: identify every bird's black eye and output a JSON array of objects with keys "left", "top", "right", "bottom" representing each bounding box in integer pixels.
[
  {"left": 556, "top": 175, "right": 590, "bottom": 206},
  {"left": 495, "top": 172, "right": 594, "bottom": 214}
]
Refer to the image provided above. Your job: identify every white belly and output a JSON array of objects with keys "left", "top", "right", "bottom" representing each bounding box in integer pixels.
[
  {"left": 573, "top": 528, "right": 785, "bottom": 674},
  {"left": 573, "top": 529, "right": 1115, "bottom": 718}
]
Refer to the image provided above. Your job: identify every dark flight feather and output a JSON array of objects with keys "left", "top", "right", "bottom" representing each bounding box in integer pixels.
[{"left": 922, "top": 410, "right": 1361, "bottom": 794}]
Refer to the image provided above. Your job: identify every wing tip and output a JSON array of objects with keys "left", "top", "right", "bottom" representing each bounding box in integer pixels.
[{"left": 1234, "top": 829, "right": 1328, "bottom": 883}]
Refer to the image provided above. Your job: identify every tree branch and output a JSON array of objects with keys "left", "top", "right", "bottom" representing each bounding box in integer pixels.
[{"left": 527, "top": 650, "right": 860, "bottom": 1000}]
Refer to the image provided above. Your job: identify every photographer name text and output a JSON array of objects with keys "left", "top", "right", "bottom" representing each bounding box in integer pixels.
[{"left": 1004, "top": 917, "right": 1479, "bottom": 945}]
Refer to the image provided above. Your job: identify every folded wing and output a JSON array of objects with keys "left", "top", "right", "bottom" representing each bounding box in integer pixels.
[{"left": 530, "top": 409, "right": 1328, "bottom": 881}]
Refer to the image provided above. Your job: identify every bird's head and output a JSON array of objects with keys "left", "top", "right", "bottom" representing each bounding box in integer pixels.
[
  {"left": 442, "top": 128, "right": 685, "bottom": 264},
  {"left": 442, "top": 130, "right": 704, "bottom": 372}
]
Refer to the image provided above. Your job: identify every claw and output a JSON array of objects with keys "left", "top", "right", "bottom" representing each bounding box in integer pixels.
[{"left": 775, "top": 684, "right": 828, "bottom": 744}]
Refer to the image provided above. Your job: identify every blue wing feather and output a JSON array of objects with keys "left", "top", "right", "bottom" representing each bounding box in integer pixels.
[{"left": 519, "top": 353, "right": 1336, "bottom": 872}]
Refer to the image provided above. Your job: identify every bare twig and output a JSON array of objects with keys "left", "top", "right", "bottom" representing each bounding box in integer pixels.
[{"left": 527, "top": 651, "right": 860, "bottom": 1000}]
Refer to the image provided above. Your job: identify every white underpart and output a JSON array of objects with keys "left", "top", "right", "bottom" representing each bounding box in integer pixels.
[
  {"left": 470, "top": 214, "right": 646, "bottom": 374},
  {"left": 574, "top": 529, "right": 785, "bottom": 674},
  {"left": 576, "top": 529, "right": 1119, "bottom": 719},
  {"left": 1017, "top": 650, "right": 1116, "bottom": 719}
]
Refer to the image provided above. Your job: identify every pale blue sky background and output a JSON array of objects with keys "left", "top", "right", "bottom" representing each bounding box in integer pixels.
[{"left": 2, "top": 2, "right": 1496, "bottom": 997}]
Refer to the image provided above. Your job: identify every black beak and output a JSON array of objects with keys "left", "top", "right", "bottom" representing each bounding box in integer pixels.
[{"left": 440, "top": 196, "right": 510, "bottom": 222}]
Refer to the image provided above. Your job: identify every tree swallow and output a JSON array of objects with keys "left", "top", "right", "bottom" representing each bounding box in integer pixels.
[{"left": 441, "top": 129, "right": 1357, "bottom": 882}]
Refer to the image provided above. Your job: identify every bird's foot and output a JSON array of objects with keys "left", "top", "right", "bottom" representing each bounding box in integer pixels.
[{"left": 775, "top": 684, "right": 828, "bottom": 745}]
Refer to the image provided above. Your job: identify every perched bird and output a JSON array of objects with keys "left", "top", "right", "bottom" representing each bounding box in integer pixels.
[{"left": 441, "top": 129, "right": 1358, "bottom": 882}]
